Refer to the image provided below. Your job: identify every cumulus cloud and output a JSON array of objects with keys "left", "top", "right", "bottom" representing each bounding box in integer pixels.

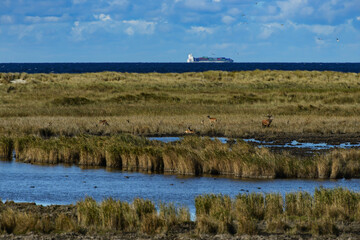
[
  {"left": 122, "top": 20, "right": 156, "bottom": 35},
  {"left": 222, "top": 15, "right": 235, "bottom": 24},
  {"left": 357, "top": 16, "right": 360, "bottom": 21},
  {"left": 260, "top": 0, "right": 313, "bottom": 22},
  {"left": 188, "top": 26, "right": 214, "bottom": 34},
  {"left": 94, "top": 14, "right": 111, "bottom": 21}
]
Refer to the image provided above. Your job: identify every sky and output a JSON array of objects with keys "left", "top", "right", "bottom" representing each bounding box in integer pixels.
[{"left": 0, "top": 0, "right": 359, "bottom": 62}]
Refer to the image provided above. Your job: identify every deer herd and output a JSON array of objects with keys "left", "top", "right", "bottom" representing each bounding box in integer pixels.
[{"left": 97, "top": 114, "right": 274, "bottom": 135}]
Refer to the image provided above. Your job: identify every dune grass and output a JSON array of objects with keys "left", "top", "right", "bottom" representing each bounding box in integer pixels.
[{"left": 0, "top": 70, "right": 360, "bottom": 137}]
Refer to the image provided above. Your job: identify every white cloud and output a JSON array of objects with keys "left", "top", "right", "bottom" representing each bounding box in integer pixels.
[
  {"left": 180, "top": 0, "right": 221, "bottom": 12},
  {"left": 94, "top": 14, "right": 111, "bottom": 22},
  {"left": 25, "top": 16, "right": 61, "bottom": 23},
  {"left": 227, "top": 8, "right": 240, "bottom": 16},
  {"left": 222, "top": 15, "right": 235, "bottom": 24},
  {"left": 307, "top": 24, "right": 335, "bottom": 35},
  {"left": 259, "top": 23, "right": 284, "bottom": 39},
  {"left": 109, "top": 0, "right": 129, "bottom": 7},
  {"left": 72, "top": 0, "right": 87, "bottom": 4},
  {"left": 0, "top": 15, "right": 13, "bottom": 24},
  {"left": 357, "top": 16, "right": 360, "bottom": 21},
  {"left": 71, "top": 21, "right": 85, "bottom": 41},
  {"left": 9, "top": 25, "right": 36, "bottom": 40},
  {"left": 188, "top": 26, "right": 214, "bottom": 34},
  {"left": 122, "top": 20, "right": 156, "bottom": 35},
  {"left": 213, "top": 43, "right": 232, "bottom": 49},
  {"left": 275, "top": 0, "right": 314, "bottom": 20},
  {"left": 289, "top": 21, "right": 335, "bottom": 35}
]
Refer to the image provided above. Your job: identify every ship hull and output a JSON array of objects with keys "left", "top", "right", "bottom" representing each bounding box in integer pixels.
[{"left": 187, "top": 54, "right": 233, "bottom": 63}]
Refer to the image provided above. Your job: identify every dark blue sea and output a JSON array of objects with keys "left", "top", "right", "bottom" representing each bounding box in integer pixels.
[{"left": 0, "top": 62, "right": 359, "bottom": 74}]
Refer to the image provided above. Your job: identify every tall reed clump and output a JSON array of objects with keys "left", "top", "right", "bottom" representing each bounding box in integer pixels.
[
  {"left": 0, "top": 136, "right": 13, "bottom": 161},
  {"left": 195, "top": 194, "right": 235, "bottom": 234},
  {"left": 11, "top": 134, "right": 360, "bottom": 179},
  {"left": 0, "top": 206, "right": 77, "bottom": 235},
  {"left": 76, "top": 197, "right": 190, "bottom": 234},
  {"left": 196, "top": 188, "right": 360, "bottom": 236},
  {"left": 235, "top": 193, "right": 264, "bottom": 234}
]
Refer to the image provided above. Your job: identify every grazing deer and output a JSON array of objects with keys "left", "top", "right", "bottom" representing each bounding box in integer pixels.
[
  {"left": 99, "top": 120, "right": 109, "bottom": 126},
  {"left": 185, "top": 126, "right": 195, "bottom": 134},
  {"left": 207, "top": 115, "right": 217, "bottom": 124},
  {"left": 262, "top": 114, "right": 273, "bottom": 127}
]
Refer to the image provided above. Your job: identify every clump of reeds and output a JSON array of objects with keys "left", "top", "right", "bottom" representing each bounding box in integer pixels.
[
  {"left": 0, "top": 206, "right": 78, "bottom": 235},
  {"left": 9, "top": 134, "right": 360, "bottom": 179},
  {"left": 196, "top": 187, "right": 360, "bottom": 235},
  {"left": 195, "top": 194, "right": 234, "bottom": 234},
  {"left": 0, "top": 136, "right": 13, "bottom": 161},
  {"left": 1, "top": 188, "right": 360, "bottom": 236},
  {"left": 76, "top": 197, "right": 190, "bottom": 234}
]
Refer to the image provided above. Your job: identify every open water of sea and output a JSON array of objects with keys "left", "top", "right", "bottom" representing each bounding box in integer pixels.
[{"left": 0, "top": 62, "right": 359, "bottom": 74}]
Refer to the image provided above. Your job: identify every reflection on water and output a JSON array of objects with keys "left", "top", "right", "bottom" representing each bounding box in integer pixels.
[{"left": 1, "top": 159, "right": 360, "bottom": 218}]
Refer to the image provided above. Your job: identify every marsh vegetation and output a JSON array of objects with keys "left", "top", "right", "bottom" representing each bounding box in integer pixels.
[
  {"left": 0, "top": 70, "right": 359, "bottom": 138},
  {"left": 1, "top": 188, "right": 360, "bottom": 237},
  {"left": 0, "top": 135, "right": 358, "bottom": 179}
]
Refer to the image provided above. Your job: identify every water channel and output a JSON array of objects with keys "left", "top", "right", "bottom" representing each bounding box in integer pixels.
[
  {"left": 1, "top": 159, "right": 360, "bottom": 218},
  {"left": 1, "top": 137, "right": 360, "bottom": 217}
]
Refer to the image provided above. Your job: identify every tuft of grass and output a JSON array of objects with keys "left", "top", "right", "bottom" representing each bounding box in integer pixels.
[{"left": 0, "top": 136, "right": 13, "bottom": 161}]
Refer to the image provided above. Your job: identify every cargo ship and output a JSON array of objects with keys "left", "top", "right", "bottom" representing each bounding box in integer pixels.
[{"left": 187, "top": 53, "right": 233, "bottom": 63}]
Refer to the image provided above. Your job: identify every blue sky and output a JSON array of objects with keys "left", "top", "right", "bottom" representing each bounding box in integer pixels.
[{"left": 0, "top": 0, "right": 359, "bottom": 62}]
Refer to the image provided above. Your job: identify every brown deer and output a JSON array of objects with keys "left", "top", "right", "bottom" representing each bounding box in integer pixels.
[
  {"left": 99, "top": 120, "right": 109, "bottom": 126},
  {"left": 262, "top": 114, "right": 273, "bottom": 127},
  {"left": 207, "top": 115, "right": 217, "bottom": 124},
  {"left": 185, "top": 126, "right": 195, "bottom": 134}
]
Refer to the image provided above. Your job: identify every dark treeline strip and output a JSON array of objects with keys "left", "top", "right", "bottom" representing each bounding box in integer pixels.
[
  {"left": 2, "top": 134, "right": 360, "bottom": 179},
  {"left": 1, "top": 188, "right": 360, "bottom": 236}
]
